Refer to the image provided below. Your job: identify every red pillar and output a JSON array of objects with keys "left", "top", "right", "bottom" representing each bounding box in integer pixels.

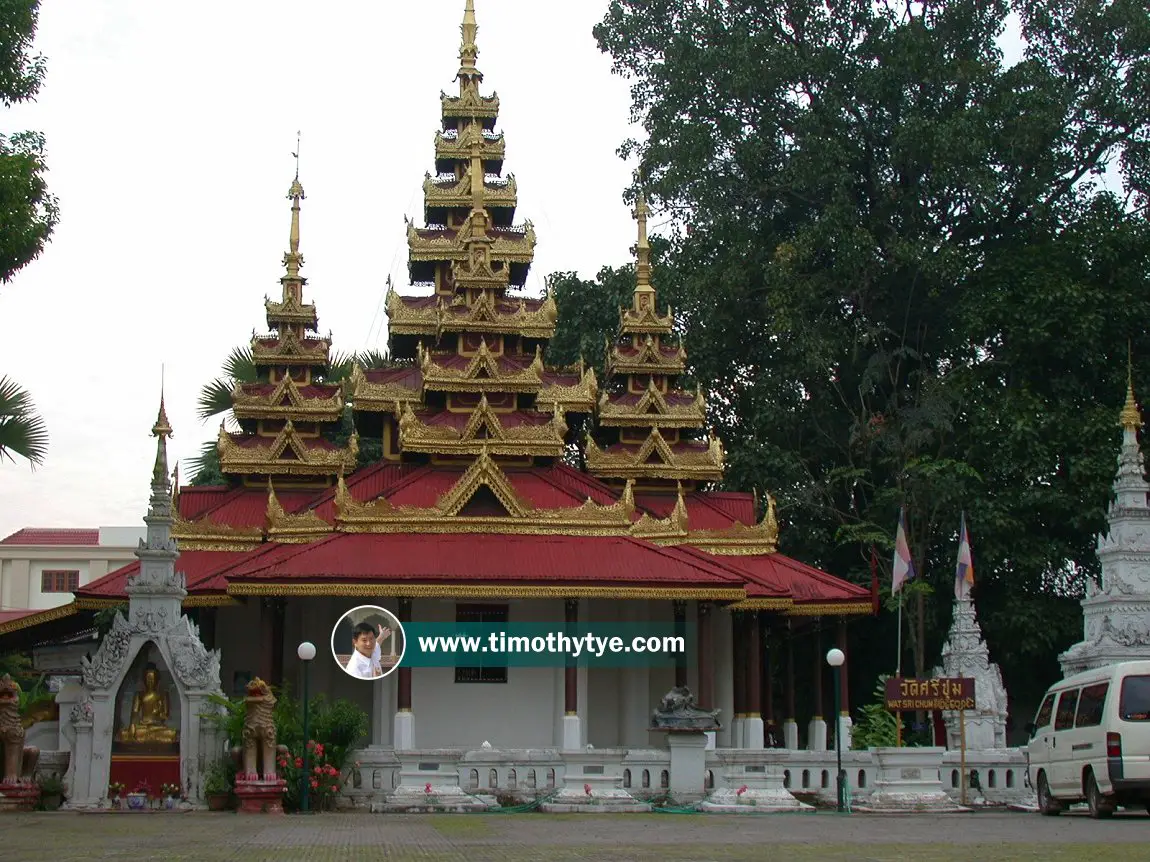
[
  {"left": 673, "top": 600, "right": 687, "bottom": 687},
  {"left": 697, "top": 602, "right": 713, "bottom": 709},
  {"left": 565, "top": 599, "right": 578, "bottom": 714},
  {"left": 837, "top": 617, "right": 849, "bottom": 720},
  {"left": 397, "top": 597, "right": 412, "bottom": 711},
  {"left": 812, "top": 624, "right": 824, "bottom": 720},
  {"left": 732, "top": 612, "right": 746, "bottom": 721},
  {"left": 747, "top": 612, "right": 762, "bottom": 728}
]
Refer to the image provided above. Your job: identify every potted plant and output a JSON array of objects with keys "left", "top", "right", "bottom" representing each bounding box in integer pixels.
[
  {"left": 127, "top": 780, "right": 151, "bottom": 810},
  {"left": 38, "top": 773, "right": 64, "bottom": 811},
  {"left": 203, "top": 761, "right": 232, "bottom": 811},
  {"left": 107, "top": 781, "right": 125, "bottom": 808},
  {"left": 160, "top": 782, "right": 181, "bottom": 809}
]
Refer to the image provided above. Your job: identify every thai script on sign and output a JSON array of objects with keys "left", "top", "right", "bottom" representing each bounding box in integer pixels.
[{"left": 884, "top": 677, "right": 975, "bottom": 711}]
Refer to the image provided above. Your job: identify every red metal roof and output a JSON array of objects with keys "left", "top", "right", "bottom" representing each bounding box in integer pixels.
[
  {"left": 1, "top": 528, "right": 99, "bottom": 546},
  {"left": 717, "top": 553, "right": 869, "bottom": 604},
  {"left": 178, "top": 487, "right": 238, "bottom": 521},
  {"left": 226, "top": 532, "right": 745, "bottom": 589},
  {"left": 77, "top": 549, "right": 261, "bottom": 599},
  {"left": 0, "top": 609, "right": 38, "bottom": 624}
]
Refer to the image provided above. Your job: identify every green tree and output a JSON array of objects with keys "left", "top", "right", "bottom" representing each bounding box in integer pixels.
[{"left": 583, "top": 0, "right": 1150, "bottom": 710}]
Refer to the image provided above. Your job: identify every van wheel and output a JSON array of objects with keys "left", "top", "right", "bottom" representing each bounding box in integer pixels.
[
  {"left": 1085, "top": 771, "right": 1114, "bottom": 819},
  {"left": 1037, "top": 773, "right": 1061, "bottom": 816}
]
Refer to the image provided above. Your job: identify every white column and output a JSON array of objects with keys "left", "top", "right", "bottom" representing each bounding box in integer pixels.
[
  {"left": 393, "top": 710, "right": 415, "bottom": 750},
  {"left": 744, "top": 716, "right": 765, "bottom": 750},
  {"left": 783, "top": 719, "right": 799, "bottom": 750},
  {"left": 807, "top": 717, "right": 828, "bottom": 752}
]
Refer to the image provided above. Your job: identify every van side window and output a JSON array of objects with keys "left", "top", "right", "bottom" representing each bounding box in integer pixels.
[
  {"left": 1075, "top": 682, "right": 1109, "bottom": 728},
  {"left": 1054, "top": 689, "right": 1079, "bottom": 731},
  {"left": 1119, "top": 675, "right": 1150, "bottom": 722},
  {"left": 1034, "top": 693, "right": 1056, "bottom": 730}
]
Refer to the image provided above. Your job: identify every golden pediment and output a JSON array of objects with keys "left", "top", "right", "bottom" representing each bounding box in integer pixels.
[
  {"left": 419, "top": 340, "right": 544, "bottom": 392},
  {"left": 218, "top": 420, "right": 358, "bottom": 477},
  {"left": 584, "top": 427, "right": 724, "bottom": 481},
  {"left": 232, "top": 376, "right": 343, "bottom": 421},
  {"left": 265, "top": 484, "right": 332, "bottom": 543},
  {"left": 598, "top": 380, "right": 706, "bottom": 428}
]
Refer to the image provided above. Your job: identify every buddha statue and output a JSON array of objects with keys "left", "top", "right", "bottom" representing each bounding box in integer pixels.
[{"left": 117, "top": 664, "right": 177, "bottom": 744}]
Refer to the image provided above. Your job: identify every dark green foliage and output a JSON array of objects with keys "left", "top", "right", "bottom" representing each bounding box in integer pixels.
[{"left": 578, "top": 0, "right": 1150, "bottom": 716}]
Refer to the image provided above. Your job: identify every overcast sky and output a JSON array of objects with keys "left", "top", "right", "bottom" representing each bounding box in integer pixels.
[{"left": 0, "top": 1, "right": 640, "bottom": 539}]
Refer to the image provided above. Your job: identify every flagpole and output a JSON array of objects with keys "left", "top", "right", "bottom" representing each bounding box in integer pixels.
[{"left": 895, "top": 592, "right": 903, "bottom": 748}]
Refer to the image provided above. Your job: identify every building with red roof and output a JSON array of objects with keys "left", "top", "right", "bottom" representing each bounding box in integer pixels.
[{"left": 0, "top": 2, "right": 871, "bottom": 754}]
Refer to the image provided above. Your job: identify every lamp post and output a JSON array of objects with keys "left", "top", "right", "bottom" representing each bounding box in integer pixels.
[
  {"left": 826, "top": 647, "right": 846, "bottom": 813},
  {"left": 297, "top": 641, "right": 316, "bottom": 814}
]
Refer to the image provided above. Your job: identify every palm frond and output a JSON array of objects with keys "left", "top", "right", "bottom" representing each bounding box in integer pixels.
[
  {"left": 324, "top": 351, "right": 358, "bottom": 383},
  {"left": 358, "top": 349, "right": 391, "bottom": 370},
  {"left": 187, "top": 439, "right": 225, "bottom": 485},
  {"left": 196, "top": 378, "right": 236, "bottom": 421},
  {"left": 0, "top": 376, "right": 48, "bottom": 468},
  {"left": 222, "top": 346, "right": 257, "bottom": 382}
]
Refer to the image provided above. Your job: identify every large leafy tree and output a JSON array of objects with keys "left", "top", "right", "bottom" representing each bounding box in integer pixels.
[
  {"left": 577, "top": 0, "right": 1150, "bottom": 710},
  {"left": 1, "top": 0, "right": 56, "bottom": 469}
]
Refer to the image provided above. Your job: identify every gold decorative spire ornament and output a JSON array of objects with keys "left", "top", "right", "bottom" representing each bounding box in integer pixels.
[
  {"left": 1121, "top": 343, "right": 1142, "bottom": 430},
  {"left": 458, "top": 0, "right": 480, "bottom": 78},
  {"left": 633, "top": 190, "right": 654, "bottom": 298},
  {"left": 285, "top": 134, "right": 306, "bottom": 282}
]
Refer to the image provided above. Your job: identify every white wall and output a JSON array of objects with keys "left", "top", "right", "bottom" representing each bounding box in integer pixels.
[{"left": 0, "top": 531, "right": 143, "bottom": 611}]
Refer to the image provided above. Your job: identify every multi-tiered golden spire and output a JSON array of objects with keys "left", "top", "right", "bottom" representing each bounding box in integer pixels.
[
  {"left": 586, "top": 191, "right": 723, "bottom": 486},
  {"left": 1121, "top": 344, "right": 1142, "bottom": 431},
  {"left": 216, "top": 162, "right": 355, "bottom": 483},
  {"left": 354, "top": 0, "right": 594, "bottom": 461}
]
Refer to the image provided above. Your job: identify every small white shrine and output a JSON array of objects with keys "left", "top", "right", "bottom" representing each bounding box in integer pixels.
[
  {"left": 932, "top": 593, "right": 1008, "bottom": 750},
  {"left": 1060, "top": 376, "right": 1150, "bottom": 675}
]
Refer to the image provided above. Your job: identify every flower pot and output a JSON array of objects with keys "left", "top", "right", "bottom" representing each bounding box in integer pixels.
[
  {"left": 110, "top": 795, "right": 122, "bottom": 809},
  {"left": 126, "top": 792, "right": 148, "bottom": 810},
  {"left": 206, "top": 793, "right": 231, "bottom": 811},
  {"left": 163, "top": 796, "right": 176, "bottom": 810},
  {"left": 41, "top": 793, "right": 63, "bottom": 811}
]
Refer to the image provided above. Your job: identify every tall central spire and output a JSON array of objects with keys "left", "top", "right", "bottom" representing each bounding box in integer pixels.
[
  {"left": 633, "top": 191, "right": 654, "bottom": 297},
  {"left": 458, "top": 0, "right": 480, "bottom": 80},
  {"left": 285, "top": 167, "right": 306, "bottom": 281}
]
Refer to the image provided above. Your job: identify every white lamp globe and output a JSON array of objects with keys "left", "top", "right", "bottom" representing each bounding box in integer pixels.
[
  {"left": 297, "top": 641, "right": 317, "bottom": 662},
  {"left": 826, "top": 647, "right": 845, "bottom": 668}
]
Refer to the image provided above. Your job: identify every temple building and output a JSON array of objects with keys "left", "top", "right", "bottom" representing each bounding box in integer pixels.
[{"left": 0, "top": 1, "right": 870, "bottom": 755}]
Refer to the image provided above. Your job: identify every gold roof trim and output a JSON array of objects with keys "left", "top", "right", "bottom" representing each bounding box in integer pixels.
[
  {"left": 584, "top": 427, "right": 725, "bottom": 481},
  {"left": 171, "top": 512, "right": 265, "bottom": 551},
  {"left": 441, "top": 88, "right": 499, "bottom": 120},
  {"left": 424, "top": 170, "right": 517, "bottom": 209},
  {"left": 1120, "top": 363, "right": 1142, "bottom": 430},
  {"left": 228, "top": 582, "right": 746, "bottom": 601},
  {"left": 266, "top": 483, "right": 332, "bottom": 543},
  {"left": 334, "top": 450, "right": 637, "bottom": 534},
  {"left": 598, "top": 380, "right": 706, "bottom": 428},
  {"left": 232, "top": 375, "right": 344, "bottom": 421},
  {"left": 347, "top": 363, "right": 423, "bottom": 411},
  {"left": 265, "top": 294, "right": 318, "bottom": 328},
  {"left": 251, "top": 328, "right": 331, "bottom": 366},
  {"left": 784, "top": 601, "right": 873, "bottom": 617},
  {"left": 537, "top": 364, "right": 598, "bottom": 412},
  {"left": 407, "top": 221, "right": 535, "bottom": 263},
  {"left": 0, "top": 601, "right": 78, "bottom": 636},
  {"left": 608, "top": 334, "right": 687, "bottom": 375},
  {"left": 621, "top": 303, "right": 674, "bottom": 335},
  {"left": 419, "top": 340, "right": 544, "bottom": 392},
  {"left": 443, "top": 290, "right": 557, "bottom": 338},
  {"left": 434, "top": 128, "right": 505, "bottom": 164},
  {"left": 649, "top": 494, "right": 780, "bottom": 555},
  {"left": 218, "top": 420, "right": 358, "bottom": 477},
  {"left": 386, "top": 284, "right": 439, "bottom": 335},
  {"left": 398, "top": 397, "right": 566, "bottom": 457},
  {"left": 628, "top": 484, "right": 690, "bottom": 540},
  {"left": 724, "top": 597, "right": 794, "bottom": 611}
]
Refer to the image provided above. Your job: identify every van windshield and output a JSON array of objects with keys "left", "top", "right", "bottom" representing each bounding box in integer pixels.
[{"left": 1120, "top": 675, "right": 1150, "bottom": 722}]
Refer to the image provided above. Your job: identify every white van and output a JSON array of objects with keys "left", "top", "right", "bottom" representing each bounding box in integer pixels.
[{"left": 1026, "top": 660, "right": 1150, "bottom": 818}]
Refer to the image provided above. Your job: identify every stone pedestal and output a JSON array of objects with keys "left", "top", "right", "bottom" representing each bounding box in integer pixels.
[
  {"left": 744, "top": 716, "right": 765, "bottom": 750},
  {"left": 393, "top": 711, "right": 415, "bottom": 750},
  {"left": 376, "top": 751, "right": 492, "bottom": 812},
  {"left": 561, "top": 715, "right": 582, "bottom": 751},
  {"left": 0, "top": 782, "right": 40, "bottom": 812},
  {"left": 666, "top": 731, "right": 708, "bottom": 802},
  {"left": 699, "top": 753, "right": 811, "bottom": 814},
  {"left": 854, "top": 747, "right": 969, "bottom": 813},
  {"left": 234, "top": 777, "right": 287, "bottom": 814},
  {"left": 807, "top": 717, "right": 827, "bottom": 752},
  {"left": 783, "top": 720, "right": 798, "bottom": 750},
  {"left": 541, "top": 750, "right": 649, "bottom": 812}
]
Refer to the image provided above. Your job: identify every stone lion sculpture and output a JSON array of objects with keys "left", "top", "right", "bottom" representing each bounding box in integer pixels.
[
  {"left": 0, "top": 674, "right": 40, "bottom": 784},
  {"left": 241, "top": 677, "right": 277, "bottom": 781}
]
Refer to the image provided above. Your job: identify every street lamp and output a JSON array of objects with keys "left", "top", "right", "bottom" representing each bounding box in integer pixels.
[
  {"left": 297, "top": 641, "right": 317, "bottom": 814},
  {"left": 826, "top": 647, "right": 846, "bottom": 813}
]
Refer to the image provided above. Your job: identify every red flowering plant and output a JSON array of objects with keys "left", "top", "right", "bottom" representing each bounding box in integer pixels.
[{"left": 277, "top": 740, "right": 342, "bottom": 810}]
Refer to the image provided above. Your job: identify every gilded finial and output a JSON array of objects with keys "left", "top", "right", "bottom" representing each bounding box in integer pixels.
[
  {"left": 153, "top": 372, "right": 172, "bottom": 439},
  {"left": 458, "top": 0, "right": 480, "bottom": 77},
  {"left": 284, "top": 134, "right": 306, "bottom": 281},
  {"left": 632, "top": 190, "right": 654, "bottom": 296},
  {"left": 1121, "top": 344, "right": 1142, "bottom": 430}
]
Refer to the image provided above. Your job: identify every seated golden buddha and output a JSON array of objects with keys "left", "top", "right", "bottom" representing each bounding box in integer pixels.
[{"left": 117, "top": 664, "right": 177, "bottom": 744}]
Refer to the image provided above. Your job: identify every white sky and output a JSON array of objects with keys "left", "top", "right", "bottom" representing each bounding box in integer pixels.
[{"left": 0, "top": 1, "right": 639, "bottom": 538}]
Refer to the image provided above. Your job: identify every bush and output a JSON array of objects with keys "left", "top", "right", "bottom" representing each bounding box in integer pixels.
[{"left": 851, "top": 675, "right": 902, "bottom": 749}]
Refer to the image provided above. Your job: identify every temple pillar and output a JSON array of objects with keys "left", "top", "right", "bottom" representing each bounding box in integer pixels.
[
  {"left": 745, "top": 611, "right": 764, "bottom": 749},
  {"left": 393, "top": 598, "right": 414, "bottom": 749},
  {"left": 673, "top": 600, "right": 687, "bottom": 687},
  {"left": 730, "top": 612, "right": 746, "bottom": 749},
  {"left": 697, "top": 602, "right": 715, "bottom": 749},
  {"left": 260, "top": 598, "right": 286, "bottom": 687},
  {"left": 763, "top": 623, "right": 776, "bottom": 745},
  {"left": 783, "top": 623, "right": 798, "bottom": 749},
  {"left": 562, "top": 599, "right": 582, "bottom": 750},
  {"left": 836, "top": 617, "right": 852, "bottom": 749},
  {"left": 807, "top": 623, "right": 827, "bottom": 752}
]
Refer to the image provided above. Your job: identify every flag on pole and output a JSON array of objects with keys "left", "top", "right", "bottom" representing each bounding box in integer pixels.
[
  {"left": 892, "top": 508, "right": 915, "bottom": 594},
  {"left": 955, "top": 513, "right": 974, "bottom": 600}
]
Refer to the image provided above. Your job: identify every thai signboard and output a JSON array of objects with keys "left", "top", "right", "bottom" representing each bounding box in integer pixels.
[{"left": 884, "top": 677, "right": 975, "bottom": 711}]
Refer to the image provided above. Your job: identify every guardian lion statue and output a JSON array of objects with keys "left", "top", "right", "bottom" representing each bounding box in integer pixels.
[
  {"left": 241, "top": 677, "right": 278, "bottom": 781},
  {"left": 0, "top": 675, "right": 40, "bottom": 784}
]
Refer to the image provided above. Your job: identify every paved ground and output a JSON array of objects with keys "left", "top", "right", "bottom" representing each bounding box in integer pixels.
[{"left": 3, "top": 809, "right": 1150, "bottom": 861}]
